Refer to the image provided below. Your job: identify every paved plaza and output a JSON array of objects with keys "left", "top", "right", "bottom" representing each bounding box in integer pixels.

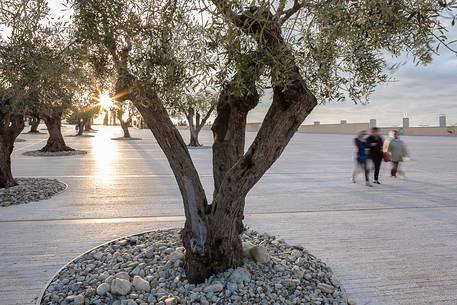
[{"left": 1, "top": 126, "right": 457, "bottom": 305}]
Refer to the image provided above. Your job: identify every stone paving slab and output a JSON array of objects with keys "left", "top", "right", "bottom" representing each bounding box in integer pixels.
[{"left": 1, "top": 125, "right": 456, "bottom": 305}]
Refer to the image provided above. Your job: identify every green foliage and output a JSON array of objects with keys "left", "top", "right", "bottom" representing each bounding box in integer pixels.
[
  {"left": 1, "top": 0, "right": 93, "bottom": 122},
  {"left": 204, "top": 0, "right": 456, "bottom": 103},
  {"left": 0, "top": 0, "right": 49, "bottom": 118}
]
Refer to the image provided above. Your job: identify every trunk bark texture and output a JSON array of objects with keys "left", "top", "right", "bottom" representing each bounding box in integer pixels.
[
  {"left": 0, "top": 135, "right": 16, "bottom": 188},
  {"left": 0, "top": 114, "right": 24, "bottom": 188},
  {"left": 211, "top": 66, "right": 261, "bottom": 233},
  {"left": 29, "top": 116, "right": 40, "bottom": 133},
  {"left": 41, "top": 115, "right": 73, "bottom": 152},
  {"left": 114, "top": 73, "right": 235, "bottom": 282}
]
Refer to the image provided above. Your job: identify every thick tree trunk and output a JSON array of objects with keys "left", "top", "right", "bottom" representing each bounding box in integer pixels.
[
  {"left": 29, "top": 116, "right": 40, "bottom": 133},
  {"left": 0, "top": 114, "right": 24, "bottom": 188},
  {"left": 41, "top": 115, "right": 73, "bottom": 152},
  {"left": 184, "top": 214, "right": 243, "bottom": 283},
  {"left": 211, "top": 60, "right": 261, "bottom": 234},
  {"left": 0, "top": 135, "right": 16, "bottom": 188}
]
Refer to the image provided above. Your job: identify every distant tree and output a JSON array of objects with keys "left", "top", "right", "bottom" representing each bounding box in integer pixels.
[
  {"left": 73, "top": 0, "right": 456, "bottom": 282},
  {"left": 115, "top": 101, "right": 137, "bottom": 138},
  {"left": 33, "top": 21, "right": 89, "bottom": 151},
  {"left": 28, "top": 114, "right": 41, "bottom": 133},
  {"left": 67, "top": 103, "right": 101, "bottom": 136},
  {"left": 171, "top": 91, "right": 217, "bottom": 147}
]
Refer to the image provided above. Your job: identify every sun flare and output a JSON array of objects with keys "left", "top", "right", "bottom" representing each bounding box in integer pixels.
[{"left": 99, "top": 92, "right": 113, "bottom": 109}]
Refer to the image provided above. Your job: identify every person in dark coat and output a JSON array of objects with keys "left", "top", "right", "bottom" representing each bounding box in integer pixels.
[
  {"left": 351, "top": 130, "right": 372, "bottom": 187},
  {"left": 366, "top": 127, "right": 384, "bottom": 184}
]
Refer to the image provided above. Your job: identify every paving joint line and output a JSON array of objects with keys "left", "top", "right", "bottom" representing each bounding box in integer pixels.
[{"left": 2, "top": 205, "right": 457, "bottom": 224}]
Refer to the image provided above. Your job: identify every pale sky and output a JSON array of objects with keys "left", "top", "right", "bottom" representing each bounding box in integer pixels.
[{"left": 248, "top": 26, "right": 457, "bottom": 127}]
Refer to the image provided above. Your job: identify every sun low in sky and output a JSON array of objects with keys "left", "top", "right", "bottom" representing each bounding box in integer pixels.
[{"left": 99, "top": 92, "right": 113, "bottom": 109}]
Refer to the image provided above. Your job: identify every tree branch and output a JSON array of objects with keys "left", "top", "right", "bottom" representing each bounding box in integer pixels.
[
  {"left": 196, "top": 104, "right": 214, "bottom": 132},
  {"left": 279, "top": 0, "right": 306, "bottom": 25}
]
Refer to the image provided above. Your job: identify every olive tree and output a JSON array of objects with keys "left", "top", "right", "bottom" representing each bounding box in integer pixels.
[
  {"left": 34, "top": 22, "right": 89, "bottom": 151},
  {"left": 27, "top": 113, "right": 41, "bottom": 133},
  {"left": 0, "top": 0, "right": 49, "bottom": 188},
  {"left": 73, "top": 0, "right": 456, "bottom": 282},
  {"left": 170, "top": 91, "right": 217, "bottom": 147}
]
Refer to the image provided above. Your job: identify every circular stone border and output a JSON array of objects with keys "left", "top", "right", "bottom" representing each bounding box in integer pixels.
[
  {"left": 0, "top": 178, "right": 67, "bottom": 207},
  {"left": 110, "top": 137, "right": 142, "bottom": 141},
  {"left": 23, "top": 150, "right": 87, "bottom": 157},
  {"left": 38, "top": 228, "right": 350, "bottom": 305}
]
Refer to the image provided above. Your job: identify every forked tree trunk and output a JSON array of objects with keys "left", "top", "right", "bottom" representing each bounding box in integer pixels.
[
  {"left": 146, "top": 103, "right": 242, "bottom": 282},
  {"left": 0, "top": 114, "right": 24, "bottom": 188},
  {"left": 110, "top": 14, "right": 316, "bottom": 281},
  {"left": 29, "top": 116, "right": 40, "bottom": 133},
  {"left": 187, "top": 106, "right": 214, "bottom": 147},
  {"left": 41, "top": 115, "right": 74, "bottom": 152}
]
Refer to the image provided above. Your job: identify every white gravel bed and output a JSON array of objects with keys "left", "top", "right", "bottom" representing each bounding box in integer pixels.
[
  {"left": 40, "top": 228, "right": 350, "bottom": 305},
  {"left": 23, "top": 150, "right": 87, "bottom": 157},
  {"left": 0, "top": 178, "right": 67, "bottom": 207}
]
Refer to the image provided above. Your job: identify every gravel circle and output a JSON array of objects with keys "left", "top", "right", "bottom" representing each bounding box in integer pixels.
[
  {"left": 111, "top": 137, "right": 142, "bottom": 141},
  {"left": 0, "top": 178, "right": 67, "bottom": 207},
  {"left": 23, "top": 150, "right": 87, "bottom": 157},
  {"left": 15, "top": 138, "right": 26, "bottom": 142},
  {"left": 39, "top": 228, "right": 350, "bottom": 305}
]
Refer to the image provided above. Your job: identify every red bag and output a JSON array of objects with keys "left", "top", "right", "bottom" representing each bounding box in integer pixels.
[{"left": 383, "top": 152, "right": 390, "bottom": 162}]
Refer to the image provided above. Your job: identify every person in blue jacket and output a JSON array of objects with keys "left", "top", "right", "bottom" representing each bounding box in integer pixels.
[{"left": 351, "top": 130, "right": 372, "bottom": 187}]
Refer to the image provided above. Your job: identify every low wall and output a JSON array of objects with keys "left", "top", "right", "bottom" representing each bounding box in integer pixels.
[
  {"left": 298, "top": 123, "right": 369, "bottom": 134},
  {"left": 402, "top": 127, "right": 456, "bottom": 136},
  {"left": 178, "top": 123, "right": 457, "bottom": 137}
]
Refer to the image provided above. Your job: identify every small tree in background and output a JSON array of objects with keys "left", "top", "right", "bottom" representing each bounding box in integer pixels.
[
  {"left": 171, "top": 91, "right": 217, "bottom": 147},
  {"left": 27, "top": 113, "right": 41, "bottom": 133},
  {"left": 116, "top": 101, "right": 137, "bottom": 138},
  {"left": 66, "top": 81, "right": 102, "bottom": 136},
  {"left": 73, "top": 0, "right": 456, "bottom": 282}
]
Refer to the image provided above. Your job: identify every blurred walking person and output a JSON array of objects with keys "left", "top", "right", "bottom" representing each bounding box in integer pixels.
[
  {"left": 367, "top": 127, "right": 384, "bottom": 184},
  {"left": 351, "top": 130, "right": 372, "bottom": 187},
  {"left": 385, "top": 130, "right": 409, "bottom": 178}
]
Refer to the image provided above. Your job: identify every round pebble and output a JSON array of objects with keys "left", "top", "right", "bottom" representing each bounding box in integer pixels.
[
  {"left": 39, "top": 228, "right": 349, "bottom": 305},
  {"left": 0, "top": 178, "right": 67, "bottom": 207}
]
